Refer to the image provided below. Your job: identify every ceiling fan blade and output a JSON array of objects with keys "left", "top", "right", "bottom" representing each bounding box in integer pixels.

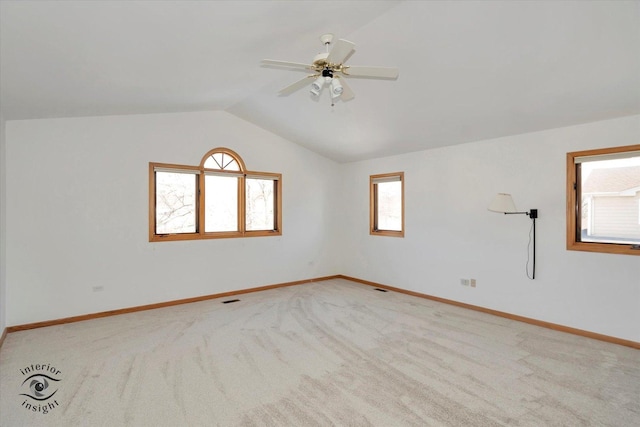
[
  {"left": 278, "top": 75, "right": 316, "bottom": 96},
  {"left": 326, "top": 39, "right": 356, "bottom": 65},
  {"left": 343, "top": 66, "right": 399, "bottom": 79},
  {"left": 262, "top": 59, "right": 313, "bottom": 71},
  {"left": 339, "top": 78, "right": 355, "bottom": 102}
]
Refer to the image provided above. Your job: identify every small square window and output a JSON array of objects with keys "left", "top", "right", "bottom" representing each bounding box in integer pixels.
[{"left": 567, "top": 145, "right": 640, "bottom": 255}]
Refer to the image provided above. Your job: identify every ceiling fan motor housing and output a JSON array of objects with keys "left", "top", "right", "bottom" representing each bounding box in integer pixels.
[{"left": 313, "top": 52, "right": 329, "bottom": 67}]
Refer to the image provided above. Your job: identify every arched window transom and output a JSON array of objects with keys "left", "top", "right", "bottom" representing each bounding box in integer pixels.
[{"left": 201, "top": 148, "right": 246, "bottom": 172}]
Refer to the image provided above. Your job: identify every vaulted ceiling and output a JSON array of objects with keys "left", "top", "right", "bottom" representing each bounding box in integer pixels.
[{"left": 1, "top": 1, "right": 639, "bottom": 162}]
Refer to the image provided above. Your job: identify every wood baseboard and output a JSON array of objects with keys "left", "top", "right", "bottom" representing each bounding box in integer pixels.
[
  {"left": 0, "top": 328, "right": 6, "bottom": 350},
  {"left": 338, "top": 275, "right": 640, "bottom": 350},
  {"left": 4, "top": 274, "right": 638, "bottom": 350},
  {"left": 6, "top": 275, "right": 340, "bottom": 333}
]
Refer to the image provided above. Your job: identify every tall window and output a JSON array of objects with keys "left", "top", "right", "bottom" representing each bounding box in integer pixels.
[
  {"left": 155, "top": 168, "right": 198, "bottom": 234},
  {"left": 567, "top": 144, "right": 640, "bottom": 255},
  {"left": 149, "top": 148, "right": 281, "bottom": 241},
  {"left": 370, "top": 172, "right": 404, "bottom": 237}
]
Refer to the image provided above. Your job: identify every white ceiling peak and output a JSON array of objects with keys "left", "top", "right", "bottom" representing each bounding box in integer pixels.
[{"left": 1, "top": 1, "right": 638, "bottom": 162}]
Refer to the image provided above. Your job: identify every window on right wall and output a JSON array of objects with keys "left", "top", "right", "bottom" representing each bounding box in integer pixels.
[
  {"left": 567, "top": 144, "right": 640, "bottom": 255},
  {"left": 370, "top": 172, "right": 404, "bottom": 237}
]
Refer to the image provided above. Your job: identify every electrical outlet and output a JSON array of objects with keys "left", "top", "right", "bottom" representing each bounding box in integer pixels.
[
  {"left": 470, "top": 279, "right": 476, "bottom": 288},
  {"left": 460, "top": 279, "right": 469, "bottom": 286},
  {"left": 92, "top": 286, "right": 104, "bottom": 292}
]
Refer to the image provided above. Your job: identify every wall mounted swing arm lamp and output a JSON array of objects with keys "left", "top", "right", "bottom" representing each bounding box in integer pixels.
[{"left": 488, "top": 193, "right": 538, "bottom": 279}]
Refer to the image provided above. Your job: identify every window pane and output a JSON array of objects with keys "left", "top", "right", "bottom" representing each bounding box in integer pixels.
[
  {"left": 203, "top": 152, "right": 240, "bottom": 171},
  {"left": 246, "top": 179, "right": 275, "bottom": 231},
  {"left": 155, "top": 171, "right": 196, "bottom": 234},
  {"left": 205, "top": 175, "right": 238, "bottom": 232},
  {"left": 377, "top": 181, "right": 402, "bottom": 231},
  {"left": 580, "top": 156, "right": 640, "bottom": 244}
]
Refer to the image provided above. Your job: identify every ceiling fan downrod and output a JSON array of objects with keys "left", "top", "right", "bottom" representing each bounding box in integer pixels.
[{"left": 320, "top": 33, "right": 334, "bottom": 51}]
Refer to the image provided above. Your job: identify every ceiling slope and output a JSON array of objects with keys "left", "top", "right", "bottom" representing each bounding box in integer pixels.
[{"left": 1, "top": 1, "right": 639, "bottom": 162}]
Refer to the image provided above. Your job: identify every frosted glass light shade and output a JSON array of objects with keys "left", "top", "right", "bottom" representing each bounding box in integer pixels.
[
  {"left": 488, "top": 193, "right": 517, "bottom": 213},
  {"left": 310, "top": 76, "right": 325, "bottom": 96},
  {"left": 330, "top": 78, "right": 343, "bottom": 97}
]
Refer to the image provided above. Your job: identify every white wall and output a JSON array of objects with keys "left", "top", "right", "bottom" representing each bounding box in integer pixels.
[
  {"left": 5, "top": 111, "right": 342, "bottom": 325},
  {"left": 338, "top": 115, "right": 640, "bottom": 342},
  {"left": 0, "top": 116, "right": 6, "bottom": 335},
  {"left": 5, "top": 112, "right": 640, "bottom": 343}
]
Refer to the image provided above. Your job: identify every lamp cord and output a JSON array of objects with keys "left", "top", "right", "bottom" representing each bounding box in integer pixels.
[{"left": 526, "top": 220, "right": 534, "bottom": 280}]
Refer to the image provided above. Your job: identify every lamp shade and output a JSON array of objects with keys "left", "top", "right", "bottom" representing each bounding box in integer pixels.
[
  {"left": 310, "top": 76, "right": 325, "bottom": 96},
  {"left": 330, "top": 78, "right": 343, "bottom": 97},
  {"left": 488, "top": 193, "right": 517, "bottom": 213}
]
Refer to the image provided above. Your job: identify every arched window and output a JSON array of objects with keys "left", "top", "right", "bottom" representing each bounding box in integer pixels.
[
  {"left": 149, "top": 148, "right": 281, "bottom": 241},
  {"left": 201, "top": 148, "right": 245, "bottom": 171}
]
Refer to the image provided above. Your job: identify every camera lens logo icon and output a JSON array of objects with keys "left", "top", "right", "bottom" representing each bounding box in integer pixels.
[{"left": 20, "top": 375, "right": 60, "bottom": 401}]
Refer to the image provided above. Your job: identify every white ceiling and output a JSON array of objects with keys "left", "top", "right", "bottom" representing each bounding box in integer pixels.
[{"left": 1, "top": 1, "right": 639, "bottom": 162}]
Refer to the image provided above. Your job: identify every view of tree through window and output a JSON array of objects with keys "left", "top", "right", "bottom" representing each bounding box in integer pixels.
[
  {"left": 246, "top": 178, "right": 275, "bottom": 231},
  {"left": 155, "top": 171, "right": 197, "bottom": 234}
]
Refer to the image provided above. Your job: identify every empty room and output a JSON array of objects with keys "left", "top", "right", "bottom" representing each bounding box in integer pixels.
[{"left": 0, "top": 1, "right": 639, "bottom": 426}]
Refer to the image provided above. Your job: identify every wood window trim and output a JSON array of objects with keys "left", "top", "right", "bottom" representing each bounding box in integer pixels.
[
  {"left": 370, "top": 172, "right": 405, "bottom": 237},
  {"left": 200, "top": 147, "right": 247, "bottom": 171},
  {"left": 244, "top": 172, "right": 282, "bottom": 238},
  {"left": 566, "top": 144, "right": 640, "bottom": 256},
  {"left": 149, "top": 148, "right": 282, "bottom": 242}
]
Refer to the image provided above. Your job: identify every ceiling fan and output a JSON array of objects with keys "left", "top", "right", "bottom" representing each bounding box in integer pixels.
[{"left": 261, "top": 34, "right": 399, "bottom": 104}]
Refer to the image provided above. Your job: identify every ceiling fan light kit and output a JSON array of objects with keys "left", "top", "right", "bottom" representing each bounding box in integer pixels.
[
  {"left": 262, "top": 33, "right": 399, "bottom": 105},
  {"left": 310, "top": 76, "right": 325, "bottom": 96},
  {"left": 330, "top": 79, "right": 343, "bottom": 98}
]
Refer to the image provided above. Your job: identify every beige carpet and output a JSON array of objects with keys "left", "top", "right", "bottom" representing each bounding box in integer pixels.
[{"left": 1, "top": 279, "right": 638, "bottom": 426}]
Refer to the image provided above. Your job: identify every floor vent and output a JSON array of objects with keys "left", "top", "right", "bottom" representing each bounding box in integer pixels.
[
  {"left": 222, "top": 299, "right": 240, "bottom": 304},
  {"left": 374, "top": 288, "right": 388, "bottom": 292}
]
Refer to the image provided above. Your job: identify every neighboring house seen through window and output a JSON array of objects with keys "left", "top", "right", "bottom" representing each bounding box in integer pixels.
[
  {"left": 567, "top": 144, "right": 640, "bottom": 255},
  {"left": 150, "top": 148, "right": 281, "bottom": 242}
]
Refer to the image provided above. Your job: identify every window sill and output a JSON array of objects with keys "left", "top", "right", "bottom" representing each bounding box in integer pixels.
[
  {"left": 150, "top": 230, "right": 282, "bottom": 242},
  {"left": 567, "top": 241, "right": 640, "bottom": 256},
  {"left": 370, "top": 230, "right": 404, "bottom": 238}
]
